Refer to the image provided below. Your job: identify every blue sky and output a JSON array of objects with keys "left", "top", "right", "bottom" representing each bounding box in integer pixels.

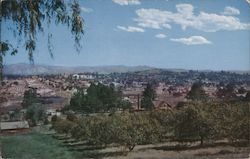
[{"left": 3, "top": 0, "right": 250, "bottom": 71}]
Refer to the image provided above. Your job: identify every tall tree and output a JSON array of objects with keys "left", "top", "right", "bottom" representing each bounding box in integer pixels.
[
  {"left": 22, "top": 88, "right": 38, "bottom": 108},
  {"left": 141, "top": 83, "right": 156, "bottom": 110},
  {"left": 0, "top": 0, "right": 84, "bottom": 80},
  {"left": 186, "top": 82, "right": 207, "bottom": 101}
]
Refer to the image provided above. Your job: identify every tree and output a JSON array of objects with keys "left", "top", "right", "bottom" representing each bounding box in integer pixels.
[
  {"left": 0, "top": 0, "right": 84, "bottom": 80},
  {"left": 119, "top": 100, "right": 133, "bottom": 110},
  {"left": 68, "top": 83, "right": 131, "bottom": 113},
  {"left": 141, "top": 83, "right": 155, "bottom": 110},
  {"left": 216, "top": 83, "right": 236, "bottom": 100},
  {"left": 22, "top": 88, "right": 38, "bottom": 108},
  {"left": 245, "top": 91, "right": 250, "bottom": 101},
  {"left": 26, "top": 103, "right": 46, "bottom": 126},
  {"left": 186, "top": 82, "right": 207, "bottom": 101},
  {"left": 238, "top": 87, "right": 246, "bottom": 94},
  {"left": 174, "top": 103, "right": 215, "bottom": 146}
]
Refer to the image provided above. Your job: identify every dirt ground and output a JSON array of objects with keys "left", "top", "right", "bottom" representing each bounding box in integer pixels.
[
  {"left": 104, "top": 146, "right": 250, "bottom": 159},
  {"left": 102, "top": 142, "right": 250, "bottom": 159}
]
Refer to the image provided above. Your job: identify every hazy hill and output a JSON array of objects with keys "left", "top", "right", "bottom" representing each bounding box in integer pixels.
[{"left": 3, "top": 63, "right": 154, "bottom": 75}]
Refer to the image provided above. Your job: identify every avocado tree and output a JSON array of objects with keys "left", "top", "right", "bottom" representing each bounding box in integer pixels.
[{"left": 174, "top": 103, "right": 214, "bottom": 146}]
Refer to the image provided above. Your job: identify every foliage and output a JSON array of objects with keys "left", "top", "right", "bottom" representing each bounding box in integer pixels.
[
  {"left": 141, "top": 83, "right": 156, "bottom": 110},
  {"left": 1, "top": 0, "right": 84, "bottom": 62},
  {"left": 174, "top": 102, "right": 215, "bottom": 145},
  {"left": 68, "top": 83, "right": 132, "bottom": 113},
  {"left": 118, "top": 100, "right": 133, "bottom": 110},
  {"left": 245, "top": 91, "right": 250, "bottom": 101},
  {"left": 208, "top": 101, "right": 250, "bottom": 142},
  {"left": 216, "top": 83, "right": 236, "bottom": 100},
  {"left": 51, "top": 115, "right": 58, "bottom": 123},
  {"left": 53, "top": 100, "right": 250, "bottom": 151},
  {"left": 53, "top": 112, "right": 163, "bottom": 151},
  {"left": 0, "top": 0, "right": 84, "bottom": 80},
  {"left": 53, "top": 118, "right": 76, "bottom": 135},
  {"left": 22, "top": 88, "right": 38, "bottom": 108},
  {"left": 66, "top": 112, "right": 78, "bottom": 122},
  {"left": 9, "top": 109, "right": 22, "bottom": 121},
  {"left": 186, "top": 82, "right": 207, "bottom": 101},
  {"left": 26, "top": 103, "right": 46, "bottom": 126}
]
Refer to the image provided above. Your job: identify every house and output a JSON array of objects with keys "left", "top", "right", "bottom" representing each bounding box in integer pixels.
[
  {"left": 0, "top": 121, "right": 29, "bottom": 134},
  {"left": 46, "top": 109, "right": 61, "bottom": 116},
  {"left": 72, "top": 74, "right": 94, "bottom": 80},
  {"left": 153, "top": 100, "right": 173, "bottom": 109}
]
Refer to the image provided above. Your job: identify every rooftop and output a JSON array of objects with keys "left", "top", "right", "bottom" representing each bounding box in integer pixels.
[{"left": 0, "top": 121, "right": 29, "bottom": 130}]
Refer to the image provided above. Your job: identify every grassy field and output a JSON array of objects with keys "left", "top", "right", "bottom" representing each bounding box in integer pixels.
[
  {"left": 0, "top": 132, "right": 77, "bottom": 159},
  {"left": 0, "top": 132, "right": 124, "bottom": 159}
]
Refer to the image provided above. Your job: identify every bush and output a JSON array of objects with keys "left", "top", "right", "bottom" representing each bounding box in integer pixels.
[{"left": 66, "top": 113, "right": 77, "bottom": 122}]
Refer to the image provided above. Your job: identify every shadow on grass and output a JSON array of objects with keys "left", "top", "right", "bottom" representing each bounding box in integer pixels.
[
  {"left": 63, "top": 142, "right": 87, "bottom": 147},
  {"left": 68, "top": 145, "right": 105, "bottom": 151},
  {"left": 151, "top": 141, "right": 249, "bottom": 152},
  {"left": 52, "top": 135, "right": 72, "bottom": 140}
]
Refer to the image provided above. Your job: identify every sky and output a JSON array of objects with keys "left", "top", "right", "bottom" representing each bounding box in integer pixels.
[{"left": 3, "top": 0, "right": 250, "bottom": 71}]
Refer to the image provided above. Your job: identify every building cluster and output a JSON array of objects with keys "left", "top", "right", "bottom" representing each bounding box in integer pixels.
[{"left": 1, "top": 70, "right": 250, "bottom": 133}]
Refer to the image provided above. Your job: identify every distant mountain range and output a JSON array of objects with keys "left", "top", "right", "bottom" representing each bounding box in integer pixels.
[
  {"left": 3, "top": 63, "right": 249, "bottom": 75},
  {"left": 3, "top": 63, "right": 155, "bottom": 75}
]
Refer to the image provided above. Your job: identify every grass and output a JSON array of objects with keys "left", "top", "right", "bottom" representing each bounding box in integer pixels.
[
  {"left": 2, "top": 131, "right": 248, "bottom": 159},
  {"left": 0, "top": 132, "right": 77, "bottom": 159},
  {"left": 0, "top": 132, "right": 127, "bottom": 159}
]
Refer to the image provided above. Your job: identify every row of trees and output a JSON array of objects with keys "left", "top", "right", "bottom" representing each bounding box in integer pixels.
[
  {"left": 187, "top": 82, "right": 250, "bottom": 101},
  {"left": 64, "top": 83, "right": 132, "bottom": 113},
  {"left": 53, "top": 101, "right": 249, "bottom": 151}
]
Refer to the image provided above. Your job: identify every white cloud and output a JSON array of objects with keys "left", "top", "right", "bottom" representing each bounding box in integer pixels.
[
  {"left": 117, "top": 26, "right": 145, "bottom": 32},
  {"left": 194, "top": 12, "right": 249, "bottom": 32},
  {"left": 155, "top": 33, "right": 167, "bottom": 38},
  {"left": 176, "top": 3, "right": 194, "bottom": 17},
  {"left": 112, "top": 0, "right": 141, "bottom": 5},
  {"left": 134, "top": 4, "right": 250, "bottom": 32},
  {"left": 135, "top": 9, "right": 172, "bottom": 29},
  {"left": 222, "top": 6, "right": 240, "bottom": 15},
  {"left": 170, "top": 36, "right": 211, "bottom": 45},
  {"left": 81, "top": 6, "right": 93, "bottom": 13}
]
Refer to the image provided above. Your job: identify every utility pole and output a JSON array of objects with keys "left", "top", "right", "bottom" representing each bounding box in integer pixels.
[{"left": 137, "top": 94, "right": 140, "bottom": 110}]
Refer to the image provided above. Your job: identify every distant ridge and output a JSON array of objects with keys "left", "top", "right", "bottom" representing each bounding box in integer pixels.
[
  {"left": 3, "top": 63, "right": 154, "bottom": 75},
  {"left": 3, "top": 63, "right": 249, "bottom": 75}
]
